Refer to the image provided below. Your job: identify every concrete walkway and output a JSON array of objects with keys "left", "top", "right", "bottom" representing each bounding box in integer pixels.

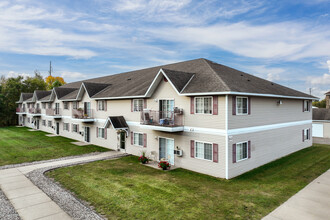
[
  {"left": 263, "top": 169, "right": 330, "bottom": 220},
  {"left": 0, "top": 151, "right": 124, "bottom": 220}
]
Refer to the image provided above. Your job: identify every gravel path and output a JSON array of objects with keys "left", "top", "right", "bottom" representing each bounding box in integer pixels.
[
  {"left": 0, "top": 189, "right": 21, "bottom": 220},
  {"left": 26, "top": 153, "right": 129, "bottom": 220}
]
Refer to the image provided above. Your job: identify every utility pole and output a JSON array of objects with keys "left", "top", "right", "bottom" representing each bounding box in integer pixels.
[{"left": 48, "top": 61, "right": 53, "bottom": 76}]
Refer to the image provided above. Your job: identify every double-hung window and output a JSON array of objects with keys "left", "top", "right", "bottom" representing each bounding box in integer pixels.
[
  {"left": 133, "top": 132, "right": 143, "bottom": 146},
  {"left": 236, "top": 142, "right": 248, "bottom": 162},
  {"left": 42, "top": 120, "right": 46, "bottom": 126},
  {"left": 195, "top": 141, "right": 213, "bottom": 160},
  {"left": 303, "top": 100, "right": 310, "bottom": 112},
  {"left": 72, "top": 124, "right": 78, "bottom": 133},
  {"left": 64, "top": 123, "right": 69, "bottom": 131},
  {"left": 47, "top": 103, "right": 52, "bottom": 109},
  {"left": 98, "top": 127, "right": 105, "bottom": 138},
  {"left": 236, "top": 97, "right": 248, "bottom": 115},
  {"left": 63, "top": 102, "right": 69, "bottom": 110},
  {"left": 303, "top": 129, "right": 310, "bottom": 141},
  {"left": 98, "top": 101, "right": 105, "bottom": 111},
  {"left": 48, "top": 121, "right": 52, "bottom": 127},
  {"left": 72, "top": 102, "right": 78, "bottom": 110},
  {"left": 42, "top": 103, "right": 46, "bottom": 109},
  {"left": 133, "top": 99, "right": 143, "bottom": 112},
  {"left": 195, "top": 97, "right": 212, "bottom": 114}
]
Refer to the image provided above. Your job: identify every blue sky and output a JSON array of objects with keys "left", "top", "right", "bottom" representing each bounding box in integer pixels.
[{"left": 0, "top": 0, "right": 329, "bottom": 98}]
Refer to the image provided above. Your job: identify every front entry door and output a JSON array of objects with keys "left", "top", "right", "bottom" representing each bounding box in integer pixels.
[
  {"left": 159, "top": 137, "right": 175, "bottom": 165},
  {"left": 56, "top": 122, "right": 59, "bottom": 135},
  {"left": 120, "top": 131, "right": 126, "bottom": 150},
  {"left": 84, "top": 126, "right": 90, "bottom": 142}
]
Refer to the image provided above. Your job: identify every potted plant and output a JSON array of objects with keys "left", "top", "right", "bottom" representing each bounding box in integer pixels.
[
  {"left": 158, "top": 161, "right": 170, "bottom": 170},
  {"left": 138, "top": 151, "right": 149, "bottom": 164}
]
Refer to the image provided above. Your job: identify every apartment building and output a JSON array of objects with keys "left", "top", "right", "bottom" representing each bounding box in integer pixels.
[{"left": 16, "top": 58, "right": 315, "bottom": 179}]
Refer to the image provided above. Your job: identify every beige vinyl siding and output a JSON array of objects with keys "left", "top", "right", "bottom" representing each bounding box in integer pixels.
[
  {"left": 228, "top": 96, "right": 312, "bottom": 129},
  {"left": 148, "top": 78, "right": 226, "bottom": 130},
  {"left": 227, "top": 123, "right": 312, "bottom": 178},
  {"left": 126, "top": 124, "right": 226, "bottom": 178}
]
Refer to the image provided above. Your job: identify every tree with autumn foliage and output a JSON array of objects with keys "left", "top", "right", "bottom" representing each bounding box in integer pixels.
[{"left": 45, "top": 75, "right": 66, "bottom": 90}]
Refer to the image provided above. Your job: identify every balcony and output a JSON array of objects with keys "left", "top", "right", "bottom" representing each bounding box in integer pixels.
[
  {"left": 16, "top": 108, "right": 26, "bottom": 115},
  {"left": 28, "top": 108, "right": 41, "bottom": 116},
  {"left": 46, "top": 108, "right": 62, "bottom": 119},
  {"left": 140, "top": 109, "right": 184, "bottom": 132},
  {"left": 72, "top": 109, "right": 94, "bottom": 122}
]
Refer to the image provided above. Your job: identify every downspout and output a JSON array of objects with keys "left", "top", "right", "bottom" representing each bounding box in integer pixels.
[{"left": 225, "top": 95, "right": 229, "bottom": 179}]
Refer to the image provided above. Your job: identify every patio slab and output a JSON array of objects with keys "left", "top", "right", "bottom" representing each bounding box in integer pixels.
[{"left": 71, "top": 141, "right": 90, "bottom": 146}]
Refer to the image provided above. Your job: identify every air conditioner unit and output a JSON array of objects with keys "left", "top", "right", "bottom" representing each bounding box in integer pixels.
[{"left": 174, "top": 149, "right": 183, "bottom": 157}]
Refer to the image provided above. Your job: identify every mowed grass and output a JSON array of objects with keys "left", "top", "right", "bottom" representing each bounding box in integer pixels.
[
  {"left": 0, "top": 126, "right": 108, "bottom": 166},
  {"left": 47, "top": 144, "right": 330, "bottom": 219}
]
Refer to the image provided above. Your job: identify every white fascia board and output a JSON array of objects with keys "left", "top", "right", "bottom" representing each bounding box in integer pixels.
[
  {"left": 228, "top": 120, "right": 312, "bottom": 136},
  {"left": 92, "top": 95, "right": 145, "bottom": 100}
]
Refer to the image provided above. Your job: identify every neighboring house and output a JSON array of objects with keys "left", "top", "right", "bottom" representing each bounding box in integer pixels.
[
  {"left": 312, "top": 107, "right": 330, "bottom": 145},
  {"left": 16, "top": 58, "right": 315, "bottom": 179}
]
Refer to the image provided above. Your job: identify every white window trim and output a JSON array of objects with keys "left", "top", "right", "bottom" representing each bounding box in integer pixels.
[
  {"left": 194, "top": 96, "right": 213, "bottom": 115},
  {"left": 98, "top": 127, "right": 105, "bottom": 138},
  {"left": 63, "top": 102, "right": 69, "bottom": 110},
  {"left": 236, "top": 141, "right": 249, "bottom": 162},
  {"left": 303, "top": 100, "right": 310, "bottom": 112},
  {"left": 98, "top": 100, "right": 105, "bottom": 111},
  {"left": 194, "top": 140, "right": 213, "bottom": 161},
  {"left": 236, "top": 96, "right": 249, "bottom": 115},
  {"left": 72, "top": 124, "right": 79, "bottom": 133},
  {"left": 133, "top": 99, "right": 144, "bottom": 112},
  {"left": 303, "top": 128, "right": 310, "bottom": 141},
  {"left": 133, "top": 132, "right": 144, "bottom": 146}
]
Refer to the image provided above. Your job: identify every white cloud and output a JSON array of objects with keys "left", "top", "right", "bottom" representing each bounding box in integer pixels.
[
  {"left": 327, "top": 60, "right": 330, "bottom": 72},
  {"left": 309, "top": 73, "right": 330, "bottom": 85},
  {"left": 6, "top": 71, "right": 31, "bottom": 78},
  {"left": 60, "top": 71, "right": 88, "bottom": 81},
  {"left": 146, "top": 21, "right": 330, "bottom": 60}
]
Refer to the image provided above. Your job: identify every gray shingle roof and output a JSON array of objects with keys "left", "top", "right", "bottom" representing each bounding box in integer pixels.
[
  {"left": 59, "top": 89, "right": 79, "bottom": 100},
  {"left": 39, "top": 94, "right": 51, "bottom": 102},
  {"left": 54, "top": 87, "right": 78, "bottom": 99},
  {"left": 313, "top": 108, "right": 330, "bottom": 120},
  {"left": 35, "top": 90, "right": 52, "bottom": 100},
  {"left": 54, "top": 58, "right": 317, "bottom": 99},
  {"left": 162, "top": 69, "right": 195, "bottom": 93},
  {"left": 83, "top": 82, "right": 111, "bottom": 97}
]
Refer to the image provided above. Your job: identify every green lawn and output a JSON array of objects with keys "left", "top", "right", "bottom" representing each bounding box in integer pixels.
[
  {"left": 47, "top": 144, "right": 330, "bottom": 219},
  {"left": 0, "top": 126, "right": 108, "bottom": 166}
]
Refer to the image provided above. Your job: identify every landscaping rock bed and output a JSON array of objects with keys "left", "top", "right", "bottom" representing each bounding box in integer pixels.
[
  {"left": 0, "top": 189, "right": 21, "bottom": 220},
  {"left": 26, "top": 153, "right": 129, "bottom": 220}
]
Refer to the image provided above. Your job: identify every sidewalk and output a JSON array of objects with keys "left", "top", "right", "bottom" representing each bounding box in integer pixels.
[
  {"left": 263, "top": 169, "right": 330, "bottom": 220},
  {"left": 0, "top": 151, "right": 124, "bottom": 220}
]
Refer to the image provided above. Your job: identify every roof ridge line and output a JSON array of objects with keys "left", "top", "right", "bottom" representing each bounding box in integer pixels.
[{"left": 202, "top": 59, "right": 231, "bottom": 91}]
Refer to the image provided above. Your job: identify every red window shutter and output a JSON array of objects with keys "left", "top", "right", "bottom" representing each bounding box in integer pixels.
[
  {"left": 190, "top": 97, "right": 194, "bottom": 114},
  {"left": 77, "top": 125, "right": 79, "bottom": 132},
  {"left": 104, "top": 101, "right": 107, "bottom": 111},
  {"left": 96, "top": 101, "right": 99, "bottom": 111},
  {"left": 302, "top": 130, "right": 304, "bottom": 142},
  {"left": 213, "top": 143, "right": 218, "bottom": 163},
  {"left": 248, "top": 141, "right": 251, "bottom": 158},
  {"left": 308, "top": 128, "right": 310, "bottom": 140},
  {"left": 190, "top": 140, "right": 195, "bottom": 158},
  {"left": 143, "top": 133, "right": 147, "bottom": 148},
  {"left": 96, "top": 127, "right": 98, "bottom": 137},
  {"left": 131, "top": 100, "right": 133, "bottom": 112},
  {"left": 248, "top": 97, "right": 251, "bottom": 115},
  {"left": 213, "top": 96, "right": 218, "bottom": 115},
  {"left": 144, "top": 99, "right": 147, "bottom": 109},
  {"left": 71, "top": 123, "right": 73, "bottom": 132},
  {"left": 232, "top": 96, "right": 236, "bottom": 115},
  {"left": 302, "top": 100, "right": 304, "bottom": 112},
  {"left": 104, "top": 128, "right": 107, "bottom": 139},
  {"left": 232, "top": 144, "right": 236, "bottom": 163},
  {"left": 308, "top": 101, "right": 311, "bottom": 112},
  {"left": 131, "top": 132, "right": 133, "bottom": 145}
]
